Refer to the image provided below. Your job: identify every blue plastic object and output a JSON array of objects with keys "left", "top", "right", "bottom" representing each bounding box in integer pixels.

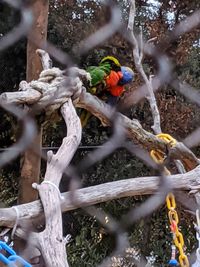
[
  {"left": 0, "top": 241, "right": 31, "bottom": 267},
  {"left": 168, "top": 259, "right": 178, "bottom": 266},
  {"left": 0, "top": 241, "right": 16, "bottom": 256}
]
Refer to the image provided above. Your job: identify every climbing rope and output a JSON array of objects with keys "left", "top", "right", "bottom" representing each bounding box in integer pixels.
[
  {"left": 0, "top": 241, "right": 31, "bottom": 266},
  {"left": 150, "top": 133, "right": 189, "bottom": 267}
]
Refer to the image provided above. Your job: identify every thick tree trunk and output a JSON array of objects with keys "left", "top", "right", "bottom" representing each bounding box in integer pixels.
[
  {"left": 19, "top": 0, "right": 49, "bottom": 204},
  {"left": 26, "top": 0, "right": 49, "bottom": 82},
  {"left": 19, "top": 129, "right": 43, "bottom": 203}
]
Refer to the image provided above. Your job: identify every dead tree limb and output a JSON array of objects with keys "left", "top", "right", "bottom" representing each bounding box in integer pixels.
[
  {"left": 77, "top": 90, "right": 199, "bottom": 170},
  {"left": 127, "top": 2, "right": 187, "bottom": 173},
  {"left": 29, "top": 98, "right": 82, "bottom": 267},
  {"left": 1, "top": 164, "right": 200, "bottom": 228},
  {"left": 127, "top": 0, "right": 161, "bottom": 134},
  {"left": 0, "top": 62, "right": 199, "bottom": 170}
]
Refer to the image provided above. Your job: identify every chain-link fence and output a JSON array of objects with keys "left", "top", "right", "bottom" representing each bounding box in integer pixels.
[{"left": 0, "top": 0, "right": 200, "bottom": 266}]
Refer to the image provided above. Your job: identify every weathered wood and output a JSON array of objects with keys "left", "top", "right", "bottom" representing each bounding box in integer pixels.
[
  {"left": 0, "top": 75, "right": 199, "bottom": 168},
  {"left": 77, "top": 90, "right": 164, "bottom": 152},
  {"left": 1, "top": 165, "right": 200, "bottom": 228},
  {"left": 30, "top": 98, "right": 81, "bottom": 267},
  {"left": 168, "top": 141, "right": 200, "bottom": 171},
  {"left": 0, "top": 61, "right": 199, "bottom": 172},
  {"left": 0, "top": 89, "right": 41, "bottom": 105},
  {"left": 127, "top": 0, "right": 161, "bottom": 134},
  {"left": 77, "top": 90, "right": 200, "bottom": 170},
  {"left": 37, "top": 49, "right": 53, "bottom": 70}
]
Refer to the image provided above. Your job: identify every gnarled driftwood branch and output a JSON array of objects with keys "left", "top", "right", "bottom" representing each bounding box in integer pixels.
[{"left": 1, "top": 165, "right": 200, "bottom": 228}]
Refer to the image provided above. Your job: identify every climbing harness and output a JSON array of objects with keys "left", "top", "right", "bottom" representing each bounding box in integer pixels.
[
  {"left": 150, "top": 133, "right": 189, "bottom": 267},
  {"left": 0, "top": 241, "right": 31, "bottom": 266},
  {"left": 192, "top": 210, "right": 200, "bottom": 267}
]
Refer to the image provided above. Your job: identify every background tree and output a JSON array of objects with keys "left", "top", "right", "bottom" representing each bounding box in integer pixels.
[
  {"left": 19, "top": 0, "right": 49, "bottom": 204},
  {"left": 0, "top": 0, "right": 199, "bottom": 266}
]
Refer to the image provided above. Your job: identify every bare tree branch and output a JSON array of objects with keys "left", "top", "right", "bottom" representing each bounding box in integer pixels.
[
  {"left": 0, "top": 63, "right": 199, "bottom": 170},
  {"left": 15, "top": 98, "right": 82, "bottom": 266},
  {"left": 128, "top": 0, "right": 162, "bottom": 134},
  {"left": 30, "top": 98, "right": 81, "bottom": 266},
  {"left": 1, "top": 165, "right": 200, "bottom": 228}
]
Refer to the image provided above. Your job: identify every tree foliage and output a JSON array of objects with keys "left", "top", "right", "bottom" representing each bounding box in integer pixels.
[{"left": 0, "top": 0, "right": 199, "bottom": 266}]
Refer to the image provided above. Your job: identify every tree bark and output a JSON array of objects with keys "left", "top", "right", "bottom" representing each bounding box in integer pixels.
[
  {"left": 26, "top": 0, "right": 49, "bottom": 82},
  {"left": 1, "top": 68, "right": 199, "bottom": 170},
  {"left": 19, "top": 130, "right": 42, "bottom": 203},
  {"left": 19, "top": 0, "right": 49, "bottom": 204},
  {"left": 30, "top": 98, "right": 81, "bottom": 267},
  {"left": 1, "top": 165, "right": 200, "bottom": 228}
]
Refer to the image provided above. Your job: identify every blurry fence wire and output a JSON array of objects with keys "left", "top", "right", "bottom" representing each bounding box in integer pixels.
[{"left": 0, "top": 0, "right": 200, "bottom": 266}]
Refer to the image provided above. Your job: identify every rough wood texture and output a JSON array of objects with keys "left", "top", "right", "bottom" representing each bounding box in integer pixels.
[
  {"left": 1, "top": 165, "right": 200, "bottom": 228},
  {"left": 31, "top": 98, "right": 81, "bottom": 267},
  {"left": 77, "top": 89, "right": 163, "bottom": 151},
  {"left": 77, "top": 90, "right": 199, "bottom": 170},
  {"left": 19, "top": 128, "right": 43, "bottom": 204},
  {"left": 0, "top": 52, "right": 199, "bottom": 264},
  {"left": 26, "top": 0, "right": 49, "bottom": 81},
  {"left": 0, "top": 65, "right": 199, "bottom": 169},
  {"left": 19, "top": 0, "right": 49, "bottom": 204}
]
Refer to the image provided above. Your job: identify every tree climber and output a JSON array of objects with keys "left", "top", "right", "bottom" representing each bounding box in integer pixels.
[{"left": 80, "top": 56, "right": 134, "bottom": 127}]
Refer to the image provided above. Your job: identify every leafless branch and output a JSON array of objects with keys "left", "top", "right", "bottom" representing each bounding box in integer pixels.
[
  {"left": 29, "top": 98, "right": 81, "bottom": 266},
  {"left": 127, "top": 0, "right": 162, "bottom": 134},
  {"left": 1, "top": 165, "right": 200, "bottom": 228}
]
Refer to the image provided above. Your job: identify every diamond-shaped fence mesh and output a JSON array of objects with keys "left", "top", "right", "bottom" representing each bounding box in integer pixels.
[{"left": 0, "top": 0, "right": 200, "bottom": 266}]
